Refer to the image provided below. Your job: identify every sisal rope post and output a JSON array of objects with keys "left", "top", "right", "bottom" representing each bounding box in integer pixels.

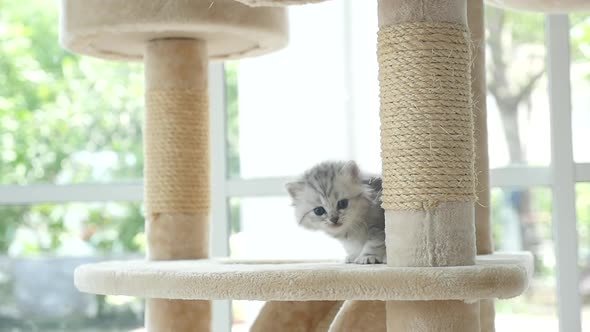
[
  {"left": 144, "top": 39, "right": 211, "bottom": 332},
  {"left": 378, "top": 22, "right": 476, "bottom": 266},
  {"left": 377, "top": 0, "right": 480, "bottom": 331}
]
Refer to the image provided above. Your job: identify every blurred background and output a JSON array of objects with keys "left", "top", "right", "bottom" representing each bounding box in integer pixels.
[{"left": 0, "top": 0, "right": 589, "bottom": 331}]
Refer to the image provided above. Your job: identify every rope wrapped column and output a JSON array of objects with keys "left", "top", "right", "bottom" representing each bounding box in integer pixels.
[
  {"left": 144, "top": 39, "right": 211, "bottom": 332},
  {"left": 377, "top": 0, "right": 480, "bottom": 331}
]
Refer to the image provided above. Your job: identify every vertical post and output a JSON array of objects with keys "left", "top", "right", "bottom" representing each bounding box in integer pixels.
[
  {"left": 468, "top": 0, "right": 495, "bottom": 330},
  {"left": 144, "top": 39, "right": 212, "bottom": 332},
  {"left": 547, "top": 14, "right": 581, "bottom": 332},
  {"left": 469, "top": 0, "right": 493, "bottom": 256},
  {"left": 377, "top": 0, "right": 480, "bottom": 331}
]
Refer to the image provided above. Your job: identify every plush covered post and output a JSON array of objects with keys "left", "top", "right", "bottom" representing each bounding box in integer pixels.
[
  {"left": 378, "top": 0, "right": 480, "bottom": 331},
  {"left": 480, "top": 299, "right": 495, "bottom": 332},
  {"left": 144, "top": 39, "right": 211, "bottom": 332},
  {"left": 329, "top": 301, "right": 386, "bottom": 332},
  {"left": 252, "top": 301, "right": 343, "bottom": 332},
  {"left": 467, "top": 0, "right": 496, "bottom": 330},
  {"left": 387, "top": 300, "right": 480, "bottom": 331}
]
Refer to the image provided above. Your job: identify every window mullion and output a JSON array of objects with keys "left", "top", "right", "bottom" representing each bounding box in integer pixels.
[
  {"left": 208, "top": 63, "right": 232, "bottom": 332},
  {"left": 0, "top": 183, "right": 142, "bottom": 204},
  {"left": 546, "top": 14, "right": 581, "bottom": 332}
]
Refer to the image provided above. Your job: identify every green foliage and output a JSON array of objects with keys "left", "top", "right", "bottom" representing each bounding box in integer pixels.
[
  {"left": 503, "top": 9, "right": 545, "bottom": 44},
  {"left": 0, "top": 0, "right": 144, "bottom": 185},
  {"left": 0, "top": 1, "right": 144, "bottom": 255},
  {"left": 0, "top": 0, "right": 245, "bottom": 255},
  {"left": 0, "top": 2, "right": 146, "bottom": 327},
  {"left": 571, "top": 14, "right": 590, "bottom": 60},
  {"left": 0, "top": 206, "right": 27, "bottom": 252}
]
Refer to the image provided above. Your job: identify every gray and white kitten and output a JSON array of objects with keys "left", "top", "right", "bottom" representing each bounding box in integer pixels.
[{"left": 286, "top": 161, "right": 386, "bottom": 264}]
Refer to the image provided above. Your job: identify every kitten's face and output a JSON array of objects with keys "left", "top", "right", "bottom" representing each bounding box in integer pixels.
[{"left": 286, "top": 161, "right": 369, "bottom": 237}]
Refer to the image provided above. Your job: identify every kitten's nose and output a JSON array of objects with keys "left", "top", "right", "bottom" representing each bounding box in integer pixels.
[{"left": 330, "top": 216, "right": 339, "bottom": 224}]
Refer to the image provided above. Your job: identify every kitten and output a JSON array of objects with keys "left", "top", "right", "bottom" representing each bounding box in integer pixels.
[{"left": 285, "top": 161, "right": 386, "bottom": 264}]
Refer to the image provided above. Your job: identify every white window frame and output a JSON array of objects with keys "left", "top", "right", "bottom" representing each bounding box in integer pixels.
[
  {"left": 0, "top": 9, "right": 589, "bottom": 332},
  {"left": 547, "top": 14, "right": 581, "bottom": 332}
]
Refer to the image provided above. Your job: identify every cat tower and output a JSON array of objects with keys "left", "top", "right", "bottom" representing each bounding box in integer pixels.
[{"left": 58, "top": 0, "right": 583, "bottom": 330}]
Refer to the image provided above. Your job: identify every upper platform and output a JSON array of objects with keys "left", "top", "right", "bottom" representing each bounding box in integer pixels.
[
  {"left": 59, "top": 0, "right": 288, "bottom": 61},
  {"left": 75, "top": 252, "right": 533, "bottom": 301},
  {"left": 234, "top": 0, "right": 590, "bottom": 13}
]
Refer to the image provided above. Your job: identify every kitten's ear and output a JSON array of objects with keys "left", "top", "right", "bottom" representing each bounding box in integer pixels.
[
  {"left": 342, "top": 160, "right": 360, "bottom": 178},
  {"left": 285, "top": 182, "right": 305, "bottom": 199}
]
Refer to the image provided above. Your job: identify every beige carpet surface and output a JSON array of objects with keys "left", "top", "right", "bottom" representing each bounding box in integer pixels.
[
  {"left": 75, "top": 253, "right": 532, "bottom": 302},
  {"left": 60, "top": 0, "right": 288, "bottom": 61}
]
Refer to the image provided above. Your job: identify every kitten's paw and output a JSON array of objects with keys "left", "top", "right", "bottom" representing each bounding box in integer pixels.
[
  {"left": 354, "top": 255, "right": 382, "bottom": 264},
  {"left": 345, "top": 255, "right": 356, "bottom": 264}
]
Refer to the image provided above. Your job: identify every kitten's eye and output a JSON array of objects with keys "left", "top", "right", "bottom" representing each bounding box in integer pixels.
[
  {"left": 313, "top": 207, "right": 326, "bottom": 216},
  {"left": 337, "top": 199, "right": 349, "bottom": 209}
]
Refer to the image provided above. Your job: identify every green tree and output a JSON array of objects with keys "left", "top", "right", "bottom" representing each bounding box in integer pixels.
[
  {"left": 0, "top": 0, "right": 144, "bottom": 253},
  {"left": 485, "top": 7, "right": 546, "bottom": 273},
  {"left": 0, "top": 1, "right": 146, "bottom": 329},
  {"left": 0, "top": 0, "right": 243, "bottom": 254},
  {"left": 0, "top": 1, "right": 241, "bottom": 328}
]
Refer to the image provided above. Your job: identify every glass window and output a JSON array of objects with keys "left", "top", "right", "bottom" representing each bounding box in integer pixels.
[
  {"left": 491, "top": 187, "right": 557, "bottom": 331},
  {"left": 230, "top": 5, "right": 554, "bottom": 178},
  {"left": 0, "top": 203, "right": 144, "bottom": 331},
  {"left": 226, "top": 62, "right": 241, "bottom": 179},
  {"left": 485, "top": 8, "right": 549, "bottom": 168},
  {"left": 229, "top": 197, "right": 343, "bottom": 260},
  {"left": 0, "top": 1, "right": 144, "bottom": 185},
  {"left": 227, "top": 1, "right": 388, "bottom": 178},
  {"left": 232, "top": 299, "right": 264, "bottom": 332}
]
